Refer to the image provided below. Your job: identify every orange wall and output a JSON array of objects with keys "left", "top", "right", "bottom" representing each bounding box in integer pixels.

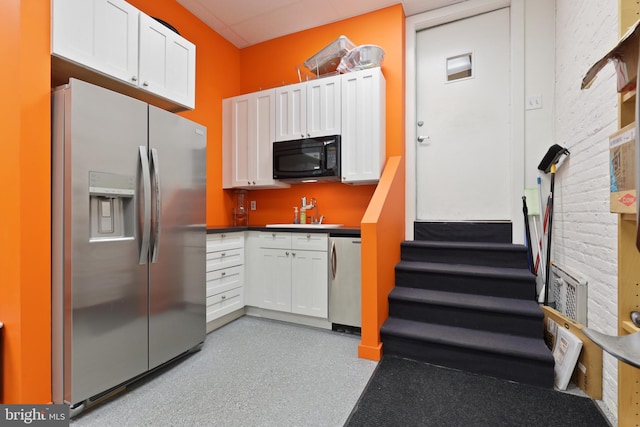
[
  {"left": 0, "top": 0, "right": 51, "bottom": 403},
  {"left": 229, "top": 5, "right": 405, "bottom": 227}
]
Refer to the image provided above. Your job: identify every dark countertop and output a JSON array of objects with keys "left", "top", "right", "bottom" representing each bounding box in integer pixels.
[{"left": 207, "top": 226, "right": 360, "bottom": 237}]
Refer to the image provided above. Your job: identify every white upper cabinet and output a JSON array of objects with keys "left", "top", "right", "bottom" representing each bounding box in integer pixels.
[
  {"left": 223, "top": 90, "right": 290, "bottom": 189},
  {"left": 306, "top": 75, "right": 342, "bottom": 138},
  {"left": 224, "top": 69, "right": 386, "bottom": 188},
  {"left": 51, "top": 0, "right": 196, "bottom": 110},
  {"left": 52, "top": 0, "right": 139, "bottom": 84},
  {"left": 274, "top": 82, "right": 306, "bottom": 141},
  {"left": 341, "top": 67, "right": 386, "bottom": 184},
  {"left": 138, "top": 14, "right": 195, "bottom": 109},
  {"left": 275, "top": 75, "right": 341, "bottom": 141}
]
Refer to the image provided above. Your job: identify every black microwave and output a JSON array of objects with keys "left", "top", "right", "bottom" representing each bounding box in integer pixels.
[{"left": 273, "top": 135, "right": 341, "bottom": 182}]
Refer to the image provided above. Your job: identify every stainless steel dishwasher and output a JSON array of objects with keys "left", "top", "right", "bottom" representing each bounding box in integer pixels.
[{"left": 329, "top": 236, "right": 362, "bottom": 330}]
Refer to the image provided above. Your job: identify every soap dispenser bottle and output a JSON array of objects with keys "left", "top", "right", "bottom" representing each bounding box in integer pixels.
[{"left": 293, "top": 207, "right": 300, "bottom": 224}]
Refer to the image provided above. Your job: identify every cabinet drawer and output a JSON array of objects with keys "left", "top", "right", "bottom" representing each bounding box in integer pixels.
[
  {"left": 206, "top": 265, "right": 244, "bottom": 297},
  {"left": 207, "top": 232, "right": 244, "bottom": 252},
  {"left": 259, "top": 232, "right": 291, "bottom": 249},
  {"left": 206, "top": 248, "right": 244, "bottom": 271},
  {"left": 291, "top": 233, "right": 328, "bottom": 251},
  {"left": 206, "top": 287, "right": 244, "bottom": 321}
]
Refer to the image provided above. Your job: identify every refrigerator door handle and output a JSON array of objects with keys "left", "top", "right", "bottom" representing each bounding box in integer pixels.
[
  {"left": 139, "top": 146, "right": 151, "bottom": 264},
  {"left": 150, "top": 148, "right": 161, "bottom": 263},
  {"left": 331, "top": 241, "right": 337, "bottom": 280}
]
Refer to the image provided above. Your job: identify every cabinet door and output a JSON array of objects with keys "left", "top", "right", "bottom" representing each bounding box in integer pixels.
[
  {"left": 138, "top": 14, "right": 196, "bottom": 109},
  {"left": 291, "top": 250, "right": 328, "bottom": 318},
  {"left": 223, "top": 91, "right": 285, "bottom": 189},
  {"left": 259, "top": 248, "right": 292, "bottom": 312},
  {"left": 229, "top": 95, "right": 252, "bottom": 187},
  {"left": 307, "top": 75, "right": 342, "bottom": 138},
  {"left": 275, "top": 82, "right": 307, "bottom": 141},
  {"left": 341, "top": 68, "right": 386, "bottom": 184},
  {"left": 52, "top": 0, "right": 139, "bottom": 85},
  {"left": 253, "top": 90, "right": 278, "bottom": 186}
]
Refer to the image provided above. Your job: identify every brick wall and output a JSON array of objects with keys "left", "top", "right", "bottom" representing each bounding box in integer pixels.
[{"left": 553, "top": 0, "right": 619, "bottom": 416}]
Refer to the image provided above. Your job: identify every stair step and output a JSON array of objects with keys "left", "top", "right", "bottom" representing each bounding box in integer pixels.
[
  {"left": 414, "top": 221, "right": 512, "bottom": 243},
  {"left": 395, "top": 261, "right": 536, "bottom": 300},
  {"left": 388, "top": 287, "right": 544, "bottom": 337},
  {"left": 401, "top": 240, "right": 529, "bottom": 269},
  {"left": 381, "top": 318, "right": 554, "bottom": 387}
]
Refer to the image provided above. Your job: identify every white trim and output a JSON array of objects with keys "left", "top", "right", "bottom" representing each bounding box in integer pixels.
[{"left": 405, "top": 0, "right": 525, "bottom": 243}]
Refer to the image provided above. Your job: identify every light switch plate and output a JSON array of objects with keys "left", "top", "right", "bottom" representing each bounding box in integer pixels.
[{"left": 250, "top": 201, "right": 256, "bottom": 210}]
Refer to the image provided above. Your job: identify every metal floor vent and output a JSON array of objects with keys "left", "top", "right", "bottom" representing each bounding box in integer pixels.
[{"left": 551, "top": 264, "right": 588, "bottom": 325}]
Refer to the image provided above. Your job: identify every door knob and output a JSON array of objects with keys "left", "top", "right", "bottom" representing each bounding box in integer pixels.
[{"left": 417, "top": 135, "right": 430, "bottom": 143}]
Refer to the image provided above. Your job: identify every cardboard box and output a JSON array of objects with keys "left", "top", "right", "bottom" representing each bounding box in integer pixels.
[
  {"left": 610, "top": 122, "right": 637, "bottom": 213},
  {"left": 582, "top": 19, "right": 640, "bottom": 93}
]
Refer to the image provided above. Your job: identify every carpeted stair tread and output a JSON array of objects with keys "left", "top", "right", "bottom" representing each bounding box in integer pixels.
[
  {"left": 402, "top": 240, "right": 527, "bottom": 251},
  {"left": 400, "top": 240, "right": 530, "bottom": 269},
  {"left": 381, "top": 317, "right": 553, "bottom": 363},
  {"left": 414, "top": 221, "right": 512, "bottom": 243},
  {"left": 389, "top": 287, "right": 543, "bottom": 318},
  {"left": 396, "top": 260, "right": 535, "bottom": 280}
]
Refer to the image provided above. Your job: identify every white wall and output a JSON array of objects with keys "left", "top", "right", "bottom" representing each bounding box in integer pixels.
[
  {"left": 524, "top": 0, "right": 556, "bottom": 187},
  {"left": 553, "top": 0, "right": 619, "bottom": 417}
]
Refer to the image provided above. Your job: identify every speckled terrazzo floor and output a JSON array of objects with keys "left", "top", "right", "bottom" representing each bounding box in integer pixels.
[{"left": 70, "top": 316, "right": 377, "bottom": 427}]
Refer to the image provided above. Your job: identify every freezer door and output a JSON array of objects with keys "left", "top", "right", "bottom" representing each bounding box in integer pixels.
[
  {"left": 148, "top": 105, "right": 206, "bottom": 369},
  {"left": 52, "top": 79, "right": 149, "bottom": 405}
]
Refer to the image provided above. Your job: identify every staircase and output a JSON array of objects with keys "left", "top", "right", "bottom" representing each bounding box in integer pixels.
[{"left": 380, "top": 222, "right": 555, "bottom": 388}]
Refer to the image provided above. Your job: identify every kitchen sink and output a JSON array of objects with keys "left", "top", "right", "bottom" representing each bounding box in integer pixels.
[{"left": 265, "top": 223, "right": 343, "bottom": 229}]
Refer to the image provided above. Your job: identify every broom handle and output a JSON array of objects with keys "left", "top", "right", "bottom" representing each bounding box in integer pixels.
[
  {"left": 522, "top": 197, "right": 534, "bottom": 273},
  {"left": 543, "top": 164, "right": 556, "bottom": 306}
]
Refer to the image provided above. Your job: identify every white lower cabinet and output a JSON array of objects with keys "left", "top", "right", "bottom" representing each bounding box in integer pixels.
[
  {"left": 254, "top": 231, "right": 329, "bottom": 319},
  {"left": 206, "top": 232, "right": 245, "bottom": 324}
]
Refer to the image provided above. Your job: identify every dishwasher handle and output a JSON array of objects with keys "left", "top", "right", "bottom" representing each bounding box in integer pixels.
[{"left": 331, "top": 241, "right": 337, "bottom": 280}]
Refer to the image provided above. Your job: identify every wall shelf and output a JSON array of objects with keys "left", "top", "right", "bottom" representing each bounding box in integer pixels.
[{"left": 617, "top": 3, "right": 640, "bottom": 425}]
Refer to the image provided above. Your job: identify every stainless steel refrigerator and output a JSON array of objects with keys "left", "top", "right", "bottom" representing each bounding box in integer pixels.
[{"left": 52, "top": 78, "right": 206, "bottom": 414}]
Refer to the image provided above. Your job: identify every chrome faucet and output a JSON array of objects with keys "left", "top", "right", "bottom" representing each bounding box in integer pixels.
[
  {"left": 302, "top": 197, "right": 322, "bottom": 224},
  {"left": 309, "top": 198, "right": 319, "bottom": 224}
]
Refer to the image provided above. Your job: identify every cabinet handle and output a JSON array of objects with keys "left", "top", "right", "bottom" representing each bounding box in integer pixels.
[
  {"left": 221, "top": 295, "right": 226, "bottom": 300},
  {"left": 248, "top": 181, "right": 251, "bottom": 185},
  {"left": 131, "top": 76, "right": 138, "bottom": 82},
  {"left": 300, "top": 134, "right": 304, "bottom": 138},
  {"left": 143, "top": 81, "right": 149, "bottom": 87},
  {"left": 306, "top": 234, "right": 311, "bottom": 239},
  {"left": 221, "top": 234, "right": 226, "bottom": 238},
  {"left": 272, "top": 233, "right": 276, "bottom": 238},
  {"left": 292, "top": 252, "right": 296, "bottom": 257},
  {"left": 221, "top": 271, "right": 226, "bottom": 277},
  {"left": 221, "top": 252, "right": 226, "bottom": 257},
  {"left": 252, "top": 181, "right": 256, "bottom": 185},
  {"left": 285, "top": 251, "right": 289, "bottom": 256}
]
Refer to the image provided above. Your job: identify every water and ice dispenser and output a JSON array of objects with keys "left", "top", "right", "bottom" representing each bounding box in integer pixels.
[{"left": 89, "top": 171, "right": 135, "bottom": 240}]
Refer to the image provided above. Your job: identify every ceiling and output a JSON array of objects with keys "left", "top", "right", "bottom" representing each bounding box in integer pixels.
[{"left": 176, "top": 0, "right": 465, "bottom": 48}]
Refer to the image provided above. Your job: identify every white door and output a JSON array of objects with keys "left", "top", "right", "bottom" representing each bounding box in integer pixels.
[{"left": 416, "top": 8, "right": 511, "bottom": 221}]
